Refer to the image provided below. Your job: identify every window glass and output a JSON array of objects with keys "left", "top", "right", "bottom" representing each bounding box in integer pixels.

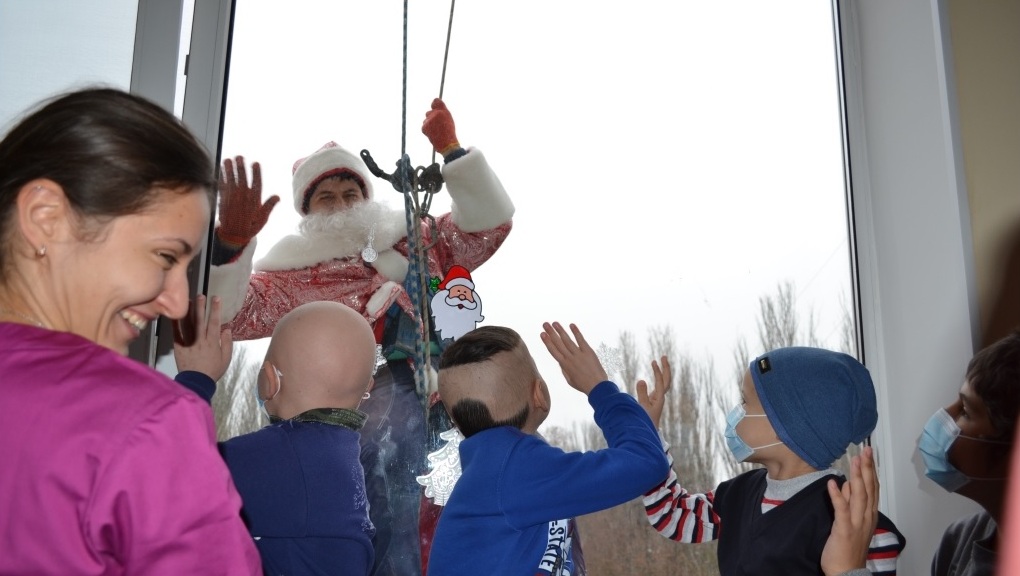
[
  {"left": 217, "top": 2, "right": 853, "bottom": 573},
  {"left": 219, "top": 0, "right": 852, "bottom": 430}
]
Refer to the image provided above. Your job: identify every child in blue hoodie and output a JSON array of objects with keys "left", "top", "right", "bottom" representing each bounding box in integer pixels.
[{"left": 426, "top": 322, "right": 669, "bottom": 576}]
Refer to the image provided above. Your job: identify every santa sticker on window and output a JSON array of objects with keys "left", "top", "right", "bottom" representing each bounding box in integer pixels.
[{"left": 430, "top": 265, "right": 484, "bottom": 341}]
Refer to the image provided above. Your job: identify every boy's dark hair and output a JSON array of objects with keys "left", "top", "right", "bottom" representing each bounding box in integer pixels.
[
  {"left": 439, "top": 325, "right": 522, "bottom": 369},
  {"left": 448, "top": 401, "right": 529, "bottom": 438},
  {"left": 439, "top": 326, "right": 529, "bottom": 437},
  {"left": 966, "top": 329, "right": 1020, "bottom": 441}
]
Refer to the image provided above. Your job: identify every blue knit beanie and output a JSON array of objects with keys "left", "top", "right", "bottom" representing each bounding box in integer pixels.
[{"left": 749, "top": 347, "right": 877, "bottom": 470}]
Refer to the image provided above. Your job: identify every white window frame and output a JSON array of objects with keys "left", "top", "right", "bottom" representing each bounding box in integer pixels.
[{"left": 836, "top": 1, "right": 980, "bottom": 573}]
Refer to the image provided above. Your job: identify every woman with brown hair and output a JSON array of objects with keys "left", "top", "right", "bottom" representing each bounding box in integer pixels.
[{"left": 0, "top": 88, "right": 260, "bottom": 574}]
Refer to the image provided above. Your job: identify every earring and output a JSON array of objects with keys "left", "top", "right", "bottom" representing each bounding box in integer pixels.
[
  {"left": 362, "top": 391, "right": 372, "bottom": 400},
  {"left": 35, "top": 245, "right": 47, "bottom": 258}
]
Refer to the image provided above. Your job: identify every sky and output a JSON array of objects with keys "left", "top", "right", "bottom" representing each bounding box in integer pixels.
[{"left": 216, "top": 0, "right": 852, "bottom": 430}]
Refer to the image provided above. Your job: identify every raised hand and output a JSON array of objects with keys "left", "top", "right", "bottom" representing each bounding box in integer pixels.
[
  {"left": 173, "top": 295, "right": 234, "bottom": 382},
  {"left": 637, "top": 356, "right": 672, "bottom": 428},
  {"left": 422, "top": 98, "right": 460, "bottom": 155},
  {"left": 540, "top": 322, "right": 608, "bottom": 395},
  {"left": 821, "top": 446, "right": 880, "bottom": 575},
  {"left": 217, "top": 156, "right": 280, "bottom": 248}
]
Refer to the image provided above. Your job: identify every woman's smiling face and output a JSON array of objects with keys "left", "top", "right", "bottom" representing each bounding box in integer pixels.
[{"left": 59, "top": 187, "right": 209, "bottom": 354}]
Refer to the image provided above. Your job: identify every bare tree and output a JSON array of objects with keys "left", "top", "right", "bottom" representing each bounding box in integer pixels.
[
  {"left": 838, "top": 290, "right": 858, "bottom": 357},
  {"left": 616, "top": 330, "right": 639, "bottom": 393},
  {"left": 212, "top": 343, "right": 264, "bottom": 442},
  {"left": 539, "top": 424, "right": 575, "bottom": 452},
  {"left": 730, "top": 338, "right": 751, "bottom": 402},
  {"left": 570, "top": 326, "right": 725, "bottom": 576},
  {"left": 756, "top": 280, "right": 799, "bottom": 351}
]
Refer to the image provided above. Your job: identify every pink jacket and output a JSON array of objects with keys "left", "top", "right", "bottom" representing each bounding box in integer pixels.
[{"left": 0, "top": 323, "right": 260, "bottom": 575}]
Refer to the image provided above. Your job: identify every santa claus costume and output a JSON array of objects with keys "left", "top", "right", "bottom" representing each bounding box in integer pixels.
[{"left": 209, "top": 138, "right": 513, "bottom": 575}]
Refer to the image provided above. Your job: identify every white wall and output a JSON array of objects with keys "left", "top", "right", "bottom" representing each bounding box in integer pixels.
[
  {"left": 0, "top": 0, "right": 209, "bottom": 367},
  {"left": 840, "top": 0, "right": 981, "bottom": 573},
  {"left": 0, "top": 0, "right": 138, "bottom": 132}
]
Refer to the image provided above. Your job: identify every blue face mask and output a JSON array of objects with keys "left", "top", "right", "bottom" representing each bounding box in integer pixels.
[
  {"left": 918, "top": 407, "right": 1008, "bottom": 493},
  {"left": 725, "top": 404, "right": 782, "bottom": 462},
  {"left": 919, "top": 408, "right": 972, "bottom": 492}
]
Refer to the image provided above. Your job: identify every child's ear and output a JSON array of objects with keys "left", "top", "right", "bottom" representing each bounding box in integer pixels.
[
  {"left": 531, "top": 378, "right": 550, "bottom": 414},
  {"left": 259, "top": 361, "right": 281, "bottom": 401}
]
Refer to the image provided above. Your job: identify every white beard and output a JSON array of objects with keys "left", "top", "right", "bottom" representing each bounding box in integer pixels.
[
  {"left": 255, "top": 201, "right": 409, "bottom": 273},
  {"left": 297, "top": 201, "right": 408, "bottom": 255},
  {"left": 297, "top": 201, "right": 406, "bottom": 250}
]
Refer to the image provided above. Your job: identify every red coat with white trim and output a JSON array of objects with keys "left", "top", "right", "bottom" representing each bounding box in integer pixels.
[{"left": 208, "top": 148, "right": 513, "bottom": 343}]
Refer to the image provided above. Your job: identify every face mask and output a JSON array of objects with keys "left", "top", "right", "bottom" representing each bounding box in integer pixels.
[
  {"left": 725, "top": 404, "right": 782, "bottom": 462},
  {"left": 918, "top": 407, "right": 1009, "bottom": 493}
]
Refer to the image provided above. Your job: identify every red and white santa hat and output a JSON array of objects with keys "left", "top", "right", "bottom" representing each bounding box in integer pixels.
[
  {"left": 292, "top": 141, "right": 374, "bottom": 214},
  {"left": 439, "top": 265, "right": 474, "bottom": 291}
]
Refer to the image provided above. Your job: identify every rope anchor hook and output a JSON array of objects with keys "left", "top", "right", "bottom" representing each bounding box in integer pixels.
[
  {"left": 360, "top": 149, "right": 443, "bottom": 250},
  {"left": 359, "top": 149, "right": 444, "bottom": 197}
]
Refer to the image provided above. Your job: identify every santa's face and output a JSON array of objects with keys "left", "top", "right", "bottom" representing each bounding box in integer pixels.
[
  {"left": 441, "top": 290, "right": 479, "bottom": 311},
  {"left": 448, "top": 285, "right": 475, "bottom": 303},
  {"left": 307, "top": 177, "right": 365, "bottom": 215}
]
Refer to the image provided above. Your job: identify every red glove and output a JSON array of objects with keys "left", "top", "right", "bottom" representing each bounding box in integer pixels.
[
  {"left": 216, "top": 156, "right": 280, "bottom": 248},
  {"left": 422, "top": 98, "right": 460, "bottom": 156}
]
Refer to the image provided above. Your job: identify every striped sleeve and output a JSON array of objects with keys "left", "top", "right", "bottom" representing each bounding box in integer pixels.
[
  {"left": 641, "top": 441, "right": 720, "bottom": 543},
  {"left": 865, "top": 527, "right": 903, "bottom": 575}
]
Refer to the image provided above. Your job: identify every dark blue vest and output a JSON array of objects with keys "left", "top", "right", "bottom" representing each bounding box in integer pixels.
[{"left": 714, "top": 468, "right": 904, "bottom": 576}]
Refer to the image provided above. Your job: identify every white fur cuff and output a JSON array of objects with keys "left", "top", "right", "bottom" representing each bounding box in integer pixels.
[
  {"left": 444, "top": 148, "right": 515, "bottom": 232},
  {"left": 207, "top": 240, "right": 257, "bottom": 322}
]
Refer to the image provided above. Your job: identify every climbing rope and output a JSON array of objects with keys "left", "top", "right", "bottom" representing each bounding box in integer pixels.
[
  {"left": 433, "top": 0, "right": 456, "bottom": 166},
  {"left": 360, "top": 0, "right": 457, "bottom": 400}
]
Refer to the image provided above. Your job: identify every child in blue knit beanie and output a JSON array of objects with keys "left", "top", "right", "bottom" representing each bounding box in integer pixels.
[{"left": 641, "top": 346, "right": 906, "bottom": 575}]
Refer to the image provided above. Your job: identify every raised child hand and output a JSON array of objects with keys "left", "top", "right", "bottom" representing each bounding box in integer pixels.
[
  {"left": 540, "top": 322, "right": 608, "bottom": 396},
  {"left": 637, "top": 356, "right": 671, "bottom": 428},
  {"left": 173, "top": 295, "right": 234, "bottom": 382},
  {"left": 217, "top": 155, "right": 280, "bottom": 248},
  {"left": 820, "top": 445, "right": 880, "bottom": 576}
]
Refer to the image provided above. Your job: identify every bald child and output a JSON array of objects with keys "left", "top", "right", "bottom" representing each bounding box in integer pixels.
[
  {"left": 426, "top": 322, "right": 670, "bottom": 576},
  {"left": 175, "top": 299, "right": 378, "bottom": 576}
]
